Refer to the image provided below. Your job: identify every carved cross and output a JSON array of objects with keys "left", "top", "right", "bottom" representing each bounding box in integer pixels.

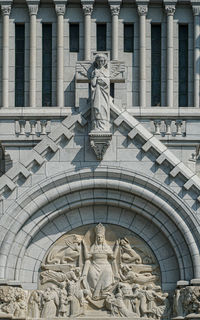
[
  {"left": 75, "top": 53, "right": 125, "bottom": 160},
  {"left": 76, "top": 55, "right": 125, "bottom": 84}
]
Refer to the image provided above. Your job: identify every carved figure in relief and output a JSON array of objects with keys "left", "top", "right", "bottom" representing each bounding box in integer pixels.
[
  {"left": 46, "top": 234, "right": 82, "bottom": 265},
  {"left": 0, "top": 286, "right": 27, "bottom": 317},
  {"left": 82, "top": 223, "right": 119, "bottom": 300},
  {"left": 120, "top": 265, "right": 157, "bottom": 285},
  {"left": 119, "top": 238, "right": 142, "bottom": 264},
  {"left": 183, "top": 286, "right": 200, "bottom": 315},
  {"left": 106, "top": 292, "right": 130, "bottom": 317},
  {"left": 173, "top": 287, "right": 185, "bottom": 317},
  {"left": 28, "top": 290, "right": 42, "bottom": 318},
  {"left": 41, "top": 287, "right": 59, "bottom": 318},
  {"left": 37, "top": 224, "right": 168, "bottom": 318},
  {"left": 58, "top": 282, "right": 69, "bottom": 317},
  {"left": 145, "top": 285, "right": 168, "bottom": 319},
  {"left": 91, "top": 54, "right": 110, "bottom": 132}
]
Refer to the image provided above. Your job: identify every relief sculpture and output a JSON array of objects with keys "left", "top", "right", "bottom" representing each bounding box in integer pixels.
[
  {"left": 0, "top": 224, "right": 173, "bottom": 319},
  {"left": 173, "top": 285, "right": 200, "bottom": 318}
]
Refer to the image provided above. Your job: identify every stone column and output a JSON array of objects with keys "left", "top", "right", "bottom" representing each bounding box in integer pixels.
[
  {"left": 82, "top": 2, "right": 93, "bottom": 61},
  {"left": 1, "top": 3, "right": 12, "bottom": 108},
  {"left": 164, "top": 3, "right": 176, "bottom": 108},
  {"left": 109, "top": 3, "right": 121, "bottom": 61},
  {"left": 192, "top": 6, "right": 200, "bottom": 108},
  {"left": 54, "top": 2, "right": 66, "bottom": 108},
  {"left": 137, "top": 4, "right": 148, "bottom": 108},
  {"left": 27, "top": 2, "right": 39, "bottom": 108}
]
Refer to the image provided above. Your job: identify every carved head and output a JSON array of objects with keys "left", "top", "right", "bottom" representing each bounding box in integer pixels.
[
  {"left": 94, "top": 54, "right": 108, "bottom": 69},
  {"left": 72, "top": 235, "right": 82, "bottom": 244},
  {"left": 95, "top": 223, "right": 106, "bottom": 244},
  {"left": 74, "top": 267, "right": 81, "bottom": 277}
]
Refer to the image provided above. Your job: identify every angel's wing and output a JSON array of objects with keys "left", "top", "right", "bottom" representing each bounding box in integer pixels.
[
  {"left": 76, "top": 62, "right": 92, "bottom": 82},
  {"left": 110, "top": 62, "right": 125, "bottom": 79}
]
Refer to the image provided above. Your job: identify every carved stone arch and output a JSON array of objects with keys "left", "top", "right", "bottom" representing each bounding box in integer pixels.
[{"left": 0, "top": 166, "right": 199, "bottom": 289}]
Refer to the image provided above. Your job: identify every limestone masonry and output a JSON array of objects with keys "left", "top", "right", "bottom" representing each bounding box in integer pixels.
[{"left": 0, "top": 0, "right": 200, "bottom": 319}]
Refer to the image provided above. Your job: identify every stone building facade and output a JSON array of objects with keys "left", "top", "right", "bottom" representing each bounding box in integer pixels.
[{"left": 0, "top": 0, "right": 200, "bottom": 319}]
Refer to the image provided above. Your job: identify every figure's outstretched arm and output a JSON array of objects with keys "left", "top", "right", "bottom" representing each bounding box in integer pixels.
[
  {"left": 82, "top": 240, "right": 91, "bottom": 260},
  {"left": 113, "top": 240, "right": 120, "bottom": 259}
]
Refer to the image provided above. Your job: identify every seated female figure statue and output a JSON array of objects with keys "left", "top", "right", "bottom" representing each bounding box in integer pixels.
[{"left": 82, "top": 224, "right": 119, "bottom": 300}]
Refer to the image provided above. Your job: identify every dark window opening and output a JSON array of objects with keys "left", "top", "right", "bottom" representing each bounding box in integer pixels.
[
  {"left": 70, "top": 23, "right": 79, "bottom": 52},
  {"left": 42, "top": 24, "right": 52, "bottom": 106},
  {"left": 151, "top": 24, "right": 161, "bottom": 106},
  {"left": 124, "top": 24, "right": 134, "bottom": 52},
  {"left": 15, "top": 24, "right": 25, "bottom": 107},
  {"left": 179, "top": 25, "right": 188, "bottom": 107},
  {"left": 110, "top": 83, "right": 114, "bottom": 98},
  {"left": 97, "top": 24, "right": 106, "bottom": 51}
]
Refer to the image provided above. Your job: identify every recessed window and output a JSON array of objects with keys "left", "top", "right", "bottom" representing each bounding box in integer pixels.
[
  {"left": 124, "top": 24, "right": 134, "bottom": 52},
  {"left": 97, "top": 24, "right": 106, "bottom": 51},
  {"left": 151, "top": 24, "right": 161, "bottom": 106},
  {"left": 15, "top": 24, "right": 25, "bottom": 107},
  {"left": 42, "top": 24, "right": 52, "bottom": 107},
  {"left": 179, "top": 25, "right": 188, "bottom": 107},
  {"left": 70, "top": 23, "right": 79, "bottom": 52}
]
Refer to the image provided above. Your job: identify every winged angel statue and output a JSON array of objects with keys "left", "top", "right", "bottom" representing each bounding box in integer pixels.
[{"left": 77, "top": 53, "right": 125, "bottom": 132}]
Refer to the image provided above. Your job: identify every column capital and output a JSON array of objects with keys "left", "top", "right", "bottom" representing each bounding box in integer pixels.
[
  {"left": 82, "top": 3, "right": 93, "bottom": 15},
  {"left": 55, "top": 3, "right": 66, "bottom": 15},
  {"left": 137, "top": 4, "right": 148, "bottom": 16},
  {"left": 28, "top": 4, "right": 38, "bottom": 15},
  {"left": 109, "top": 4, "right": 120, "bottom": 16},
  {"left": 0, "top": 3, "right": 12, "bottom": 16},
  {"left": 164, "top": 4, "right": 176, "bottom": 15},
  {"left": 26, "top": 0, "right": 40, "bottom": 15},
  {"left": 192, "top": 5, "right": 200, "bottom": 16}
]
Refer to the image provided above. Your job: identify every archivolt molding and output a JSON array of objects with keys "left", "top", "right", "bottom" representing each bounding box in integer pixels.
[{"left": 0, "top": 167, "right": 199, "bottom": 285}]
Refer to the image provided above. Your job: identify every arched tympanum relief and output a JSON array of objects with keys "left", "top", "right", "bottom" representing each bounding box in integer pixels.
[{"left": 30, "top": 224, "right": 170, "bottom": 319}]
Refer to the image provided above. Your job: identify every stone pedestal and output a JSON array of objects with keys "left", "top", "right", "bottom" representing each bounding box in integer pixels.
[{"left": 89, "top": 132, "right": 112, "bottom": 160}]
